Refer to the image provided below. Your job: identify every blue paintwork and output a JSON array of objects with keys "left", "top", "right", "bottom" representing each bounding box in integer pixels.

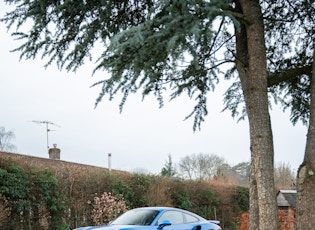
[{"left": 73, "top": 207, "right": 221, "bottom": 230}]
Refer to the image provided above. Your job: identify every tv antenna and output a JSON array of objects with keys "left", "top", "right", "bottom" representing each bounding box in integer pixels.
[{"left": 32, "top": 120, "right": 60, "bottom": 151}]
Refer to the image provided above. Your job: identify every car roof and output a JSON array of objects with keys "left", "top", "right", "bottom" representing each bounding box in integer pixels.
[
  {"left": 131, "top": 207, "right": 206, "bottom": 219},
  {"left": 132, "top": 207, "right": 186, "bottom": 211}
]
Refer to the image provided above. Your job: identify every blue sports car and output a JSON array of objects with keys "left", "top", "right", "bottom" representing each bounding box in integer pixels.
[{"left": 73, "top": 207, "right": 222, "bottom": 230}]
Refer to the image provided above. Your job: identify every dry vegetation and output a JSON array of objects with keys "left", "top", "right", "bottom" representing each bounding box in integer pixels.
[{"left": 0, "top": 151, "right": 249, "bottom": 229}]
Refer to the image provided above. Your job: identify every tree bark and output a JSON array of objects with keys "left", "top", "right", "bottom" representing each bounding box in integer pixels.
[
  {"left": 296, "top": 42, "right": 315, "bottom": 230},
  {"left": 234, "top": 2, "right": 259, "bottom": 229},
  {"left": 236, "top": 0, "right": 278, "bottom": 229}
]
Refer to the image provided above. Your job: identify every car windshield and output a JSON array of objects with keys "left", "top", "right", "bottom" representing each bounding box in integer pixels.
[{"left": 111, "top": 209, "right": 160, "bottom": 226}]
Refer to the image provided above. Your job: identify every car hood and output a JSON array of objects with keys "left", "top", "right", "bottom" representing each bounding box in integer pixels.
[{"left": 74, "top": 225, "right": 149, "bottom": 230}]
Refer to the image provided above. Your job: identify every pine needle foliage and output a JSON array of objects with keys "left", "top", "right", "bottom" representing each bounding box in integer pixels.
[
  {"left": 2, "top": 0, "right": 315, "bottom": 127},
  {"left": 263, "top": 0, "right": 315, "bottom": 125},
  {"left": 2, "top": 0, "right": 236, "bottom": 130}
]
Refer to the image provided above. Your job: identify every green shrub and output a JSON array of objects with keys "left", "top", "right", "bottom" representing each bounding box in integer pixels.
[
  {"left": 233, "top": 186, "right": 249, "bottom": 213},
  {"left": 175, "top": 191, "right": 192, "bottom": 210}
]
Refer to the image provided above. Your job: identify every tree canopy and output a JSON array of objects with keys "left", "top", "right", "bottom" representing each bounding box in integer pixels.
[
  {"left": 263, "top": 0, "right": 314, "bottom": 125},
  {"left": 1, "top": 0, "right": 313, "bottom": 128}
]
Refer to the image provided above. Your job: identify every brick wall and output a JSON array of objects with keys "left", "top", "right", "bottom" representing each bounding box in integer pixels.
[
  {"left": 237, "top": 208, "right": 296, "bottom": 230},
  {"left": 236, "top": 212, "right": 249, "bottom": 230},
  {"left": 279, "top": 208, "right": 296, "bottom": 230}
]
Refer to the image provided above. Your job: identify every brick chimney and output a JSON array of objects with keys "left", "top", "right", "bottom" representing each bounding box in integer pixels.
[{"left": 49, "top": 144, "right": 60, "bottom": 160}]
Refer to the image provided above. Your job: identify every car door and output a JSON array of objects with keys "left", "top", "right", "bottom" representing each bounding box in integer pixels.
[{"left": 156, "top": 210, "right": 192, "bottom": 230}]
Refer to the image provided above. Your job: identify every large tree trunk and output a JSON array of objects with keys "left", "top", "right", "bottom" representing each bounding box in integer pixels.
[
  {"left": 236, "top": 0, "right": 278, "bottom": 229},
  {"left": 234, "top": 3, "right": 259, "bottom": 229},
  {"left": 296, "top": 43, "right": 315, "bottom": 229}
]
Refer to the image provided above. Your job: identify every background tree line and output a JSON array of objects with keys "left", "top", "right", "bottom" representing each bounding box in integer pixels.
[
  {"left": 161, "top": 153, "right": 296, "bottom": 188},
  {"left": 0, "top": 126, "right": 296, "bottom": 189}
]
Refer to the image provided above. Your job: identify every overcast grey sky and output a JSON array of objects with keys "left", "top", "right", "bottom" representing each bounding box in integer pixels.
[{"left": 0, "top": 3, "right": 307, "bottom": 174}]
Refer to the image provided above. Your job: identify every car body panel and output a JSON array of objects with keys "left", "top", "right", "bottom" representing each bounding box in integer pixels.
[{"left": 73, "top": 207, "right": 221, "bottom": 230}]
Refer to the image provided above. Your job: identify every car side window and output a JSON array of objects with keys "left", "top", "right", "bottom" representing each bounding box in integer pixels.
[
  {"left": 184, "top": 213, "right": 199, "bottom": 223},
  {"left": 157, "top": 211, "right": 184, "bottom": 225}
]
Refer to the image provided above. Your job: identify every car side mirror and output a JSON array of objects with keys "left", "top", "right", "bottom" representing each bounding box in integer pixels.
[{"left": 157, "top": 220, "right": 172, "bottom": 229}]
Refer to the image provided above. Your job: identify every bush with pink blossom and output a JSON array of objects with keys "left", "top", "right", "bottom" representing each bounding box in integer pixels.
[{"left": 91, "top": 192, "right": 128, "bottom": 225}]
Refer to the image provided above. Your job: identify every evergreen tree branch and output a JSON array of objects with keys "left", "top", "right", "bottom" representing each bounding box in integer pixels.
[{"left": 267, "top": 64, "right": 312, "bottom": 87}]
